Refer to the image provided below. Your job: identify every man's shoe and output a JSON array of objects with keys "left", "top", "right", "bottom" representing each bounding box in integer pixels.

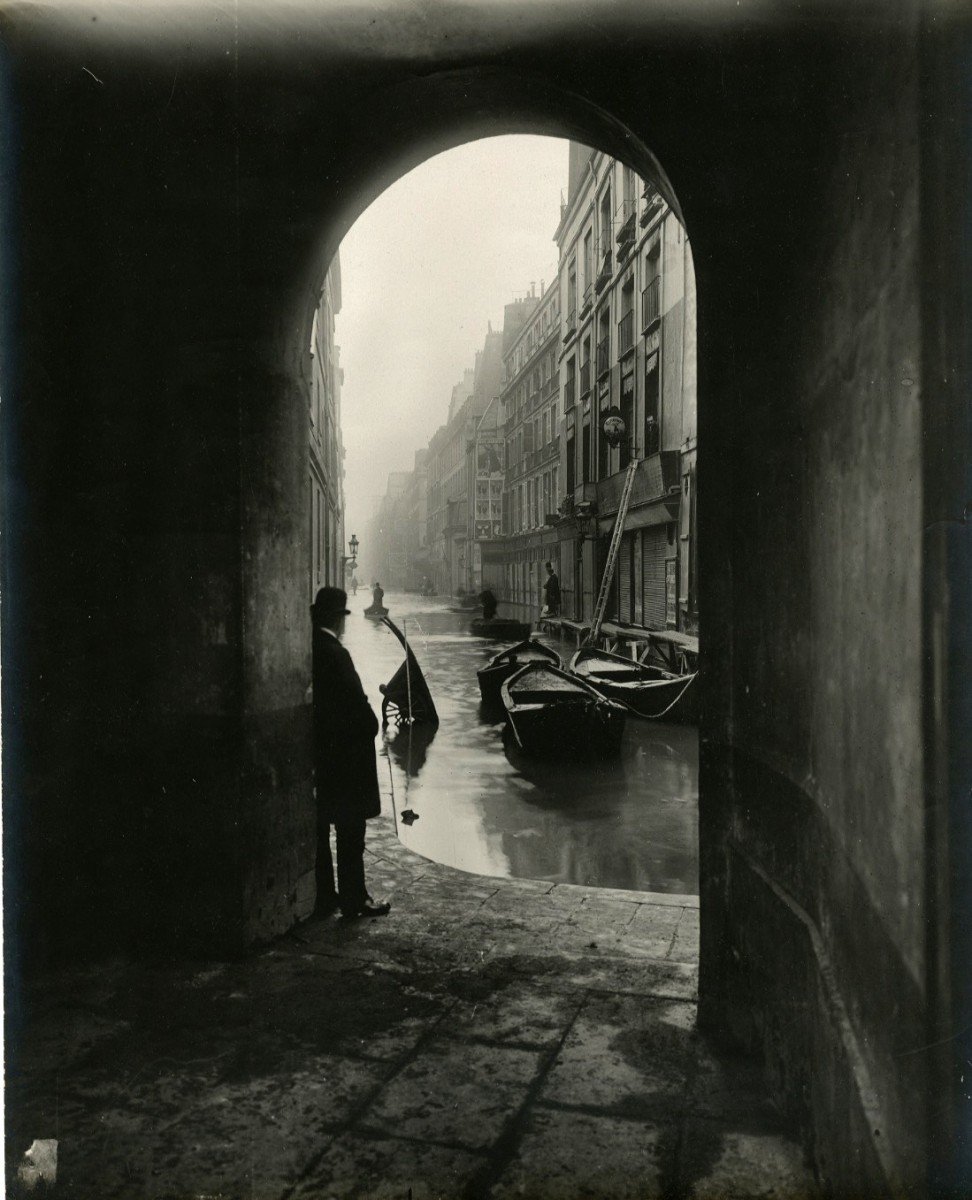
[{"left": 343, "top": 901, "right": 391, "bottom": 919}]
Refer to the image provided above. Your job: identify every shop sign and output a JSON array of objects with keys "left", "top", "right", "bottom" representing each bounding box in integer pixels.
[{"left": 665, "top": 558, "right": 677, "bottom": 626}]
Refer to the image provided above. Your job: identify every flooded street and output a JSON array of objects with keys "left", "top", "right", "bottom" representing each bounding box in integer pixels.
[{"left": 344, "top": 590, "right": 699, "bottom": 895}]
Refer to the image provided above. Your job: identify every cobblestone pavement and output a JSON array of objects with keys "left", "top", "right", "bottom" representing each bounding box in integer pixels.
[{"left": 6, "top": 819, "right": 820, "bottom": 1199}]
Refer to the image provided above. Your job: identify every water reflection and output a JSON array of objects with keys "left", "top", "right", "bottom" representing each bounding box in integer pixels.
[
  {"left": 384, "top": 721, "right": 437, "bottom": 778},
  {"left": 343, "top": 590, "right": 698, "bottom": 895}
]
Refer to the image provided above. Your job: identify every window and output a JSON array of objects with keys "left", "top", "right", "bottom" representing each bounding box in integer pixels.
[
  {"left": 582, "top": 419, "right": 592, "bottom": 485},
  {"left": 645, "top": 351, "right": 660, "bottom": 454}
]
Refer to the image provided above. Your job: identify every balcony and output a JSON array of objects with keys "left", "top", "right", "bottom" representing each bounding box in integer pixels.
[
  {"left": 579, "top": 283, "right": 594, "bottom": 318},
  {"left": 640, "top": 191, "right": 664, "bottom": 228},
  {"left": 642, "top": 276, "right": 661, "bottom": 331},
  {"left": 616, "top": 211, "right": 637, "bottom": 260},
  {"left": 580, "top": 360, "right": 591, "bottom": 397},
  {"left": 564, "top": 375, "right": 576, "bottom": 408},
  {"left": 596, "top": 336, "right": 611, "bottom": 379},
  {"left": 618, "top": 310, "right": 635, "bottom": 359},
  {"left": 542, "top": 375, "right": 559, "bottom": 401},
  {"left": 563, "top": 309, "right": 577, "bottom": 344},
  {"left": 595, "top": 251, "right": 612, "bottom": 293}
]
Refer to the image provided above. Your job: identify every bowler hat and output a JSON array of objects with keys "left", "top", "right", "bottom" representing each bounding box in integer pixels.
[{"left": 312, "top": 586, "right": 350, "bottom": 617}]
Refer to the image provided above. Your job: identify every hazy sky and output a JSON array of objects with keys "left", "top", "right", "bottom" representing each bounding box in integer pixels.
[{"left": 335, "top": 134, "right": 569, "bottom": 543}]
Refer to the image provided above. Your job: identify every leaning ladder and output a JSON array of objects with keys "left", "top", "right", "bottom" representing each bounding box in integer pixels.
[{"left": 585, "top": 459, "right": 640, "bottom": 646}]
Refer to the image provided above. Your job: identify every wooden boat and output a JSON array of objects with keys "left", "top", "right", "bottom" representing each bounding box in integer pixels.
[
  {"left": 500, "top": 660, "right": 626, "bottom": 757},
  {"left": 569, "top": 646, "right": 698, "bottom": 722},
  {"left": 477, "top": 638, "right": 563, "bottom": 708},
  {"left": 378, "top": 616, "right": 439, "bottom": 727},
  {"left": 364, "top": 603, "right": 390, "bottom": 619},
  {"left": 469, "top": 616, "right": 532, "bottom": 640}
]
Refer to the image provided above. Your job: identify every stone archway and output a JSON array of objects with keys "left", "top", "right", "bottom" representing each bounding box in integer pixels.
[{"left": 5, "top": 7, "right": 969, "bottom": 1192}]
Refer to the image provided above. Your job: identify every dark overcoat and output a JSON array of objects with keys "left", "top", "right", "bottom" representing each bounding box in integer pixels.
[{"left": 312, "top": 625, "right": 381, "bottom": 822}]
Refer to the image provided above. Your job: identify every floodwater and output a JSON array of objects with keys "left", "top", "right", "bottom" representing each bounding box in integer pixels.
[{"left": 344, "top": 590, "right": 699, "bottom": 895}]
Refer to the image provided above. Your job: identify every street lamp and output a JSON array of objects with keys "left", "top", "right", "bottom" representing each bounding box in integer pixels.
[{"left": 341, "top": 534, "right": 359, "bottom": 579}]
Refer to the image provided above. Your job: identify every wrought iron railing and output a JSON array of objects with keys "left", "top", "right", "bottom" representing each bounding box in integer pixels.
[{"left": 642, "top": 277, "right": 661, "bottom": 330}]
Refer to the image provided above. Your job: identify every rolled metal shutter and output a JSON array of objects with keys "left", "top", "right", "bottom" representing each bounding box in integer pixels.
[
  {"left": 618, "top": 533, "right": 633, "bottom": 624},
  {"left": 642, "top": 527, "right": 668, "bottom": 628}
]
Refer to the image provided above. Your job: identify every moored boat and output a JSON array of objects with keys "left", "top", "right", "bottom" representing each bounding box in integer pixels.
[
  {"left": 477, "top": 638, "right": 563, "bottom": 708},
  {"left": 364, "top": 604, "right": 390, "bottom": 619},
  {"left": 500, "top": 660, "right": 626, "bottom": 757},
  {"left": 470, "top": 616, "right": 532, "bottom": 640},
  {"left": 569, "top": 646, "right": 698, "bottom": 722},
  {"left": 465, "top": 624, "right": 525, "bottom": 643}
]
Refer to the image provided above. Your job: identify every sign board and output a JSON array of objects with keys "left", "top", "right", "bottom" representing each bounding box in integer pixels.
[
  {"left": 476, "top": 437, "right": 504, "bottom": 477},
  {"left": 665, "top": 558, "right": 678, "bottom": 627}
]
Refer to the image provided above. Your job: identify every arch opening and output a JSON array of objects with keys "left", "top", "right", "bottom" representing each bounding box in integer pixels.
[{"left": 297, "top": 117, "right": 699, "bottom": 898}]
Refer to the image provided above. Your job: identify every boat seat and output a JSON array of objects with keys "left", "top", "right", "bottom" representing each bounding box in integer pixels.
[
  {"left": 510, "top": 688, "right": 587, "bottom": 704},
  {"left": 591, "top": 668, "right": 645, "bottom": 683}
]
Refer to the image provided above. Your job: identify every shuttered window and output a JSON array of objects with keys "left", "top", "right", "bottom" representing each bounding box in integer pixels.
[{"left": 642, "top": 526, "right": 668, "bottom": 628}]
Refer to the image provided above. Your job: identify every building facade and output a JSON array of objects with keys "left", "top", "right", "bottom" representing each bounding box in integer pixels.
[
  {"left": 308, "top": 254, "right": 346, "bottom": 600},
  {"left": 554, "top": 145, "right": 697, "bottom": 635},
  {"left": 481, "top": 284, "right": 561, "bottom": 615}
]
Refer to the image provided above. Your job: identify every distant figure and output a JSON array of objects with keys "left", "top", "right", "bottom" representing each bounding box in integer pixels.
[
  {"left": 310, "top": 586, "right": 390, "bottom": 920},
  {"left": 542, "top": 561, "right": 561, "bottom": 616},
  {"left": 350, "top": 574, "right": 359, "bottom": 595},
  {"left": 372, "top": 581, "right": 385, "bottom": 610},
  {"left": 479, "top": 588, "right": 498, "bottom": 621}
]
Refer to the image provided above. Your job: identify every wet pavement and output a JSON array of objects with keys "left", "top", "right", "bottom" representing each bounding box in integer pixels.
[
  {"left": 6, "top": 820, "right": 819, "bottom": 1200},
  {"left": 347, "top": 591, "right": 699, "bottom": 896}
]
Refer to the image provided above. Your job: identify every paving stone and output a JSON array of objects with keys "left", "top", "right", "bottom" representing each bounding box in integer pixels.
[
  {"left": 619, "top": 903, "right": 684, "bottom": 958},
  {"left": 489, "top": 1107, "right": 671, "bottom": 1199},
  {"left": 362, "top": 1040, "right": 543, "bottom": 1152},
  {"left": 538, "top": 994, "right": 696, "bottom": 1117},
  {"left": 292, "top": 1131, "right": 486, "bottom": 1198},
  {"left": 670, "top": 905, "right": 701, "bottom": 962},
  {"left": 138, "top": 1057, "right": 387, "bottom": 1195},
  {"left": 678, "top": 1121, "right": 821, "bottom": 1199},
  {"left": 447, "top": 983, "right": 580, "bottom": 1048},
  {"left": 557, "top": 957, "right": 699, "bottom": 1001}
]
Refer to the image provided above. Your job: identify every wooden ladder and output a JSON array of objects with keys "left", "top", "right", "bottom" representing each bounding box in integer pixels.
[{"left": 585, "top": 459, "right": 639, "bottom": 646}]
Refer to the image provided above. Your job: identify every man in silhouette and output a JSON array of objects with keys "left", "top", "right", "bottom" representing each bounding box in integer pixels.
[
  {"left": 311, "top": 586, "right": 390, "bottom": 919},
  {"left": 478, "top": 587, "right": 498, "bottom": 621},
  {"left": 542, "top": 561, "right": 561, "bottom": 616}
]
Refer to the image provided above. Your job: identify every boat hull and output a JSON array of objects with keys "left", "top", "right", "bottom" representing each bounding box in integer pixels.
[
  {"left": 364, "top": 605, "right": 390, "bottom": 619},
  {"left": 476, "top": 639, "right": 562, "bottom": 708},
  {"left": 501, "top": 661, "right": 626, "bottom": 757},
  {"left": 569, "top": 648, "right": 698, "bottom": 722}
]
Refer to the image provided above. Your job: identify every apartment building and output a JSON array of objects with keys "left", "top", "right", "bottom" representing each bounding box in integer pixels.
[
  {"left": 308, "top": 254, "right": 346, "bottom": 599},
  {"left": 555, "top": 145, "right": 697, "bottom": 633},
  {"left": 480, "top": 283, "right": 561, "bottom": 614},
  {"left": 426, "top": 369, "right": 476, "bottom": 596}
]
